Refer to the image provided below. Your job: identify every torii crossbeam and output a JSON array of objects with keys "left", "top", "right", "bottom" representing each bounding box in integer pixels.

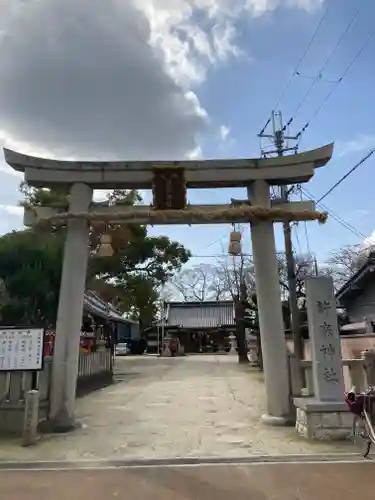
[{"left": 3, "top": 143, "right": 334, "bottom": 432}]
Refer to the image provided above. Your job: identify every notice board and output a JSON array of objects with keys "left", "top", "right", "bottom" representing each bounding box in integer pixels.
[{"left": 0, "top": 328, "right": 44, "bottom": 371}]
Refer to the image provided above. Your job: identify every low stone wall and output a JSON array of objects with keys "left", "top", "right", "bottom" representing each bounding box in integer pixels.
[
  {"left": 295, "top": 399, "right": 352, "bottom": 440},
  {"left": 290, "top": 347, "right": 375, "bottom": 441},
  {"left": 287, "top": 335, "right": 375, "bottom": 390},
  {"left": 0, "top": 349, "right": 113, "bottom": 436}
]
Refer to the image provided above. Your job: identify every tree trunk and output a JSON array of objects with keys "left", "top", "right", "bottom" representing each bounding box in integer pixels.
[
  {"left": 235, "top": 325, "right": 249, "bottom": 364},
  {"left": 235, "top": 299, "right": 249, "bottom": 364},
  {"left": 255, "top": 332, "right": 263, "bottom": 371}
]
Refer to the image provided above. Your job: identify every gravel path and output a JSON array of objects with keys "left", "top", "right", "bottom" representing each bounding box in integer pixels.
[{"left": 0, "top": 355, "right": 356, "bottom": 461}]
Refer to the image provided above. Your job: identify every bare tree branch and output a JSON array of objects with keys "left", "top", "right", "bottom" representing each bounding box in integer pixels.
[
  {"left": 277, "top": 253, "right": 317, "bottom": 298},
  {"left": 324, "top": 244, "right": 375, "bottom": 290},
  {"left": 168, "top": 264, "right": 228, "bottom": 301}
]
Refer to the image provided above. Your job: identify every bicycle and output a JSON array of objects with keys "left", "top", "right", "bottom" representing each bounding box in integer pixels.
[{"left": 345, "top": 386, "right": 375, "bottom": 458}]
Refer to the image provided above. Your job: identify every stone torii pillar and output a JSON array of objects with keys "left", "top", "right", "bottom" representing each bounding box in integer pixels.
[
  {"left": 3, "top": 143, "right": 334, "bottom": 429},
  {"left": 48, "top": 183, "right": 93, "bottom": 431},
  {"left": 248, "top": 180, "right": 290, "bottom": 425}
]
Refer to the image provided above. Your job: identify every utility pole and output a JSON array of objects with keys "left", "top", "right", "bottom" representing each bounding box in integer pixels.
[
  {"left": 258, "top": 110, "right": 305, "bottom": 377},
  {"left": 161, "top": 299, "right": 165, "bottom": 354},
  {"left": 314, "top": 254, "right": 319, "bottom": 276}
]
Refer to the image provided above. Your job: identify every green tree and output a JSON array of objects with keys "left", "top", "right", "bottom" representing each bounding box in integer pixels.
[
  {"left": 0, "top": 229, "right": 64, "bottom": 325},
  {"left": 0, "top": 185, "right": 190, "bottom": 326}
]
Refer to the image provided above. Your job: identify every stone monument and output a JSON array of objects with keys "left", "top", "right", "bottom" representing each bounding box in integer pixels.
[{"left": 294, "top": 276, "right": 352, "bottom": 440}]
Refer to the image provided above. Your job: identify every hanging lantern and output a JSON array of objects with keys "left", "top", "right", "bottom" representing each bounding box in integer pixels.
[
  {"left": 228, "top": 230, "right": 242, "bottom": 256},
  {"left": 97, "top": 232, "right": 114, "bottom": 258}
]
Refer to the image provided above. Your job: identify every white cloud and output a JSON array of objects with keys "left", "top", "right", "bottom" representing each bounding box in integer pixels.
[
  {"left": 93, "top": 190, "right": 112, "bottom": 203},
  {"left": 0, "top": 161, "right": 22, "bottom": 178},
  {"left": 184, "top": 91, "right": 209, "bottom": 120},
  {"left": 186, "top": 145, "right": 203, "bottom": 159},
  {"left": 364, "top": 229, "right": 375, "bottom": 247},
  {"left": 220, "top": 125, "right": 230, "bottom": 141},
  {"left": 0, "top": 202, "right": 24, "bottom": 235},
  {"left": 287, "top": 0, "right": 324, "bottom": 11},
  {"left": 0, "top": 204, "right": 23, "bottom": 216},
  {"left": 336, "top": 134, "right": 375, "bottom": 158},
  {"left": 134, "top": 0, "right": 240, "bottom": 86},
  {"left": 359, "top": 227, "right": 375, "bottom": 255},
  {"left": 0, "top": 0, "right": 324, "bottom": 234},
  {"left": 345, "top": 208, "right": 370, "bottom": 222},
  {"left": 93, "top": 189, "right": 148, "bottom": 203},
  {"left": 0, "top": 0, "right": 208, "bottom": 161},
  {"left": 134, "top": 0, "right": 323, "bottom": 86},
  {"left": 0, "top": 0, "right": 324, "bottom": 163}
]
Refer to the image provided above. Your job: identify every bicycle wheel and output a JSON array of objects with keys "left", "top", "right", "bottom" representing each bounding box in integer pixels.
[{"left": 352, "top": 414, "right": 372, "bottom": 458}]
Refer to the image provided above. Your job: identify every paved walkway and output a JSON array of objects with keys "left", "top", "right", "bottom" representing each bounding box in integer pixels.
[
  {"left": 0, "top": 355, "right": 356, "bottom": 461},
  {"left": 2, "top": 462, "right": 375, "bottom": 499}
]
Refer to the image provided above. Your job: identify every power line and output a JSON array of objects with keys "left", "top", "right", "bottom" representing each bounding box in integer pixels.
[
  {"left": 189, "top": 250, "right": 288, "bottom": 259},
  {"left": 258, "top": 4, "right": 329, "bottom": 135},
  {"left": 190, "top": 254, "right": 248, "bottom": 259},
  {"left": 204, "top": 224, "right": 250, "bottom": 254},
  {"left": 303, "top": 187, "right": 366, "bottom": 239},
  {"left": 317, "top": 147, "right": 375, "bottom": 203},
  {"left": 301, "top": 186, "right": 367, "bottom": 240},
  {"left": 206, "top": 233, "right": 228, "bottom": 249},
  {"left": 189, "top": 253, "right": 252, "bottom": 259},
  {"left": 302, "top": 218, "right": 312, "bottom": 256},
  {"left": 292, "top": 73, "right": 337, "bottom": 84},
  {"left": 295, "top": 32, "right": 372, "bottom": 145},
  {"left": 297, "top": 185, "right": 312, "bottom": 256},
  {"left": 293, "top": 225, "right": 303, "bottom": 255},
  {"left": 284, "top": 4, "right": 363, "bottom": 131},
  {"left": 324, "top": 211, "right": 367, "bottom": 241}
]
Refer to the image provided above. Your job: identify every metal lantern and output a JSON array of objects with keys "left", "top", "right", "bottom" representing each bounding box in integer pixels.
[
  {"left": 97, "top": 232, "right": 114, "bottom": 258},
  {"left": 228, "top": 230, "right": 242, "bottom": 256}
]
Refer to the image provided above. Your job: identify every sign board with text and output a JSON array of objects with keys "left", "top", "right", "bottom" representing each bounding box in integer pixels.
[
  {"left": 0, "top": 328, "right": 44, "bottom": 372},
  {"left": 305, "top": 276, "right": 345, "bottom": 402},
  {"left": 152, "top": 167, "right": 187, "bottom": 210}
]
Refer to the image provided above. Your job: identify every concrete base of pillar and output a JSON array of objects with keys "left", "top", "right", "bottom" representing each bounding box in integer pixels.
[
  {"left": 178, "top": 346, "right": 186, "bottom": 356},
  {"left": 294, "top": 398, "right": 352, "bottom": 441},
  {"left": 260, "top": 413, "right": 291, "bottom": 427},
  {"left": 38, "top": 417, "right": 82, "bottom": 434}
]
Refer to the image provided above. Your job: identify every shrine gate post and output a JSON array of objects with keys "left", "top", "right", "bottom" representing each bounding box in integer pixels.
[{"left": 4, "top": 143, "right": 333, "bottom": 430}]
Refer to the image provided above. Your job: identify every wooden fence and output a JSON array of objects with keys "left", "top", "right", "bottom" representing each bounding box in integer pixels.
[{"left": 0, "top": 349, "right": 113, "bottom": 435}]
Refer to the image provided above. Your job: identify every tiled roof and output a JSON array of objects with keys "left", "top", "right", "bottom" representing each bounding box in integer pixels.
[
  {"left": 83, "top": 291, "right": 136, "bottom": 324},
  {"left": 336, "top": 252, "right": 375, "bottom": 305},
  {"left": 166, "top": 301, "right": 235, "bottom": 329}
]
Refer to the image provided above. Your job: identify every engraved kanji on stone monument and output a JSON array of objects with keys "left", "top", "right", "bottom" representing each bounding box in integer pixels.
[{"left": 305, "top": 276, "right": 345, "bottom": 401}]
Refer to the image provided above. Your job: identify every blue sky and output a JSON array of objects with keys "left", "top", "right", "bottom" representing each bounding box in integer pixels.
[{"left": 0, "top": 0, "right": 373, "bottom": 269}]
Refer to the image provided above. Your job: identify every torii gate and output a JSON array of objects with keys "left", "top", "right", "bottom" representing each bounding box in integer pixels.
[{"left": 4, "top": 143, "right": 333, "bottom": 431}]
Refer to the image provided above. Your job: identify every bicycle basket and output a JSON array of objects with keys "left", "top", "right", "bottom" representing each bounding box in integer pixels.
[{"left": 346, "top": 388, "right": 375, "bottom": 417}]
